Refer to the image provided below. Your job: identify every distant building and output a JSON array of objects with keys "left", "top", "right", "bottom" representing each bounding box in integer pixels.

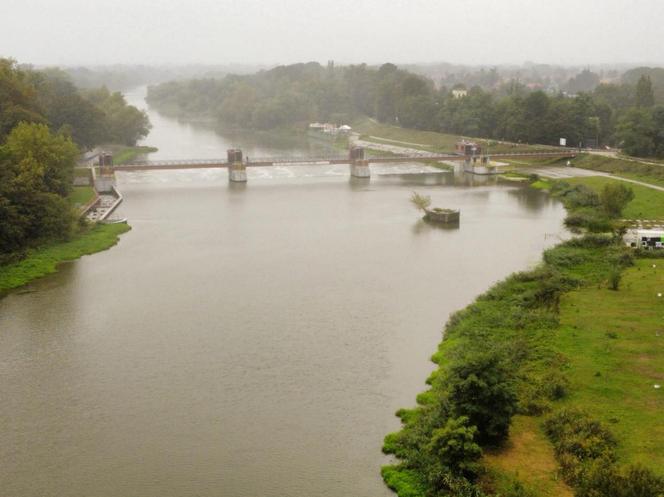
[
  {"left": 308, "top": 123, "right": 352, "bottom": 135},
  {"left": 452, "top": 89, "right": 468, "bottom": 99},
  {"left": 456, "top": 140, "right": 481, "bottom": 156}
]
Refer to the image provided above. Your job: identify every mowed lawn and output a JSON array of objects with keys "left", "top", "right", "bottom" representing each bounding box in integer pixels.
[
  {"left": 565, "top": 176, "right": 664, "bottom": 219},
  {"left": 68, "top": 186, "right": 96, "bottom": 208},
  {"left": 555, "top": 259, "right": 664, "bottom": 473}
]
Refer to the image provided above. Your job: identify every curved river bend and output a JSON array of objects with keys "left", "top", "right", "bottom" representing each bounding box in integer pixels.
[{"left": 0, "top": 88, "right": 567, "bottom": 497}]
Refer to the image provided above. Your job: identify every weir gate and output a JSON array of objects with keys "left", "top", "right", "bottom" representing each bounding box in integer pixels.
[{"left": 100, "top": 147, "right": 577, "bottom": 182}]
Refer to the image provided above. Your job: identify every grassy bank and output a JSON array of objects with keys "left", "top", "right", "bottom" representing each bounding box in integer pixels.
[
  {"left": 67, "top": 186, "right": 96, "bottom": 208},
  {"left": 564, "top": 176, "right": 664, "bottom": 219},
  {"left": 382, "top": 175, "right": 664, "bottom": 496},
  {"left": 0, "top": 223, "right": 131, "bottom": 294},
  {"left": 571, "top": 154, "right": 664, "bottom": 186},
  {"left": 111, "top": 145, "right": 158, "bottom": 165},
  {"left": 353, "top": 118, "right": 558, "bottom": 154}
]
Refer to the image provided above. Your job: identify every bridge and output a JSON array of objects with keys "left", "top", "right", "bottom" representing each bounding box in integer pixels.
[{"left": 101, "top": 147, "right": 577, "bottom": 182}]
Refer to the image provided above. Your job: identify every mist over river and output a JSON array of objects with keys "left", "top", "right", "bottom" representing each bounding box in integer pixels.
[{"left": 0, "top": 88, "right": 567, "bottom": 497}]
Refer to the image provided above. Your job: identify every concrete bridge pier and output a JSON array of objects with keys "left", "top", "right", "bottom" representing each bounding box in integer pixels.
[
  {"left": 350, "top": 159, "right": 371, "bottom": 178},
  {"left": 229, "top": 163, "right": 247, "bottom": 182},
  {"left": 227, "top": 149, "right": 247, "bottom": 182},
  {"left": 349, "top": 146, "right": 371, "bottom": 178}
]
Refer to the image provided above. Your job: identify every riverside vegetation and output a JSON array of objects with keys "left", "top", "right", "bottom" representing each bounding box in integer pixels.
[
  {"left": 382, "top": 178, "right": 663, "bottom": 497},
  {"left": 146, "top": 62, "right": 664, "bottom": 162},
  {"left": 0, "top": 59, "right": 141, "bottom": 292}
]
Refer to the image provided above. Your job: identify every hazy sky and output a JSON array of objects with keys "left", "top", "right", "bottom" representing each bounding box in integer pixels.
[{"left": 2, "top": 0, "right": 663, "bottom": 67}]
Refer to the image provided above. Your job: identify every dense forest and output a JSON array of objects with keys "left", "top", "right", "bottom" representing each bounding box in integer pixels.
[
  {"left": 147, "top": 62, "right": 664, "bottom": 158},
  {"left": 0, "top": 58, "right": 150, "bottom": 261}
]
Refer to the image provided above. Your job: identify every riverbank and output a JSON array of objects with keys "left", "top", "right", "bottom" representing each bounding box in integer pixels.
[
  {"left": 112, "top": 145, "right": 158, "bottom": 165},
  {"left": 0, "top": 223, "right": 131, "bottom": 294},
  {"left": 352, "top": 118, "right": 559, "bottom": 154},
  {"left": 382, "top": 176, "right": 663, "bottom": 496}
]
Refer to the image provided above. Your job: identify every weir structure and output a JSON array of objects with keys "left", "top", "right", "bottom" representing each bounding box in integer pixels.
[
  {"left": 100, "top": 146, "right": 578, "bottom": 183},
  {"left": 227, "top": 149, "right": 247, "bottom": 182}
]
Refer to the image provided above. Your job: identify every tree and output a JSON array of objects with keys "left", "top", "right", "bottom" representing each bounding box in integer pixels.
[
  {"left": 615, "top": 108, "right": 656, "bottom": 157},
  {"left": 635, "top": 75, "right": 655, "bottom": 108},
  {"left": 426, "top": 416, "right": 482, "bottom": 476},
  {"left": 600, "top": 183, "right": 634, "bottom": 218},
  {"left": 410, "top": 192, "right": 431, "bottom": 212},
  {"left": 6, "top": 122, "right": 79, "bottom": 196},
  {"left": 30, "top": 70, "right": 109, "bottom": 149},
  {"left": 0, "top": 123, "right": 78, "bottom": 253},
  {"left": 0, "top": 58, "right": 45, "bottom": 141},
  {"left": 447, "top": 351, "right": 518, "bottom": 445},
  {"left": 567, "top": 69, "right": 600, "bottom": 94}
]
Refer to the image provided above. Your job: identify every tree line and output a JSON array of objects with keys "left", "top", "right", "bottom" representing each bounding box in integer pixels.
[
  {"left": 0, "top": 58, "right": 151, "bottom": 262},
  {"left": 147, "top": 62, "right": 664, "bottom": 158},
  {"left": 1, "top": 59, "right": 151, "bottom": 148}
]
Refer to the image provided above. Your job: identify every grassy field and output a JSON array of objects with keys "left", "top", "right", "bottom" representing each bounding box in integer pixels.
[
  {"left": 67, "top": 186, "right": 96, "bottom": 208},
  {"left": 352, "top": 118, "right": 558, "bottom": 154},
  {"left": 483, "top": 416, "right": 573, "bottom": 497},
  {"left": 565, "top": 176, "right": 664, "bottom": 219},
  {"left": 555, "top": 259, "right": 664, "bottom": 472},
  {"left": 0, "top": 223, "right": 131, "bottom": 293}
]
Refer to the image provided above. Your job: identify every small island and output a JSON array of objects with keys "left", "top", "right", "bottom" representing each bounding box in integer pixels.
[{"left": 410, "top": 192, "right": 460, "bottom": 224}]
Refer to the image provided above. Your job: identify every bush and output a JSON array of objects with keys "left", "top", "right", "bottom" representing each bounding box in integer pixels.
[
  {"left": 564, "top": 209, "right": 613, "bottom": 233},
  {"left": 601, "top": 183, "right": 635, "bottom": 218},
  {"left": 544, "top": 408, "right": 617, "bottom": 486},
  {"left": 576, "top": 462, "right": 664, "bottom": 497},
  {"left": 447, "top": 351, "right": 518, "bottom": 445},
  {"left": 562, "top": 233, "right": 614, "bottom": 248},
  {"left": 426, "top": 416, "right": 482, "bottom": 477},
  {"left": 608, "top": 268, "right": 622, "bottom": 290}
]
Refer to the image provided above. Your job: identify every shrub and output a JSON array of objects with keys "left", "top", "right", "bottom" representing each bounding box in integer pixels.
[
  {"left": 564, "top": 209, "right": 613, "bottom": 232},
  {"left": 600, "top": 183, "right": 635, "bottom": 218},
  {"left": 608, "top": 268, "right": 622, "bottom": 290},
  {"left": 544, "top": 409, "right": 617, "bottom": 486},
  {"left": 576, "top": 462, "right": 664, "bottom": 497},
  {"left": 562, "top": 233, "right": 614, "bottom": 248},
  {"left": 447, "top": 351, "right": 518, "bottom": 445},
  {"left": 426, "top": 416, "right": 482, "bottom": 477}
]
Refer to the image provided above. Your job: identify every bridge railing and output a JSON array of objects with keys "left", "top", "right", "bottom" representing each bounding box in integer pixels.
[{"left": 118, "top": 149, "right": 576, "bottom": 168}]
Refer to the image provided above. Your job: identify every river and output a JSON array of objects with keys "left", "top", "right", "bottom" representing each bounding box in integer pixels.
[{"left": 0, "top": 88, "right": 567, "bottom": 497}]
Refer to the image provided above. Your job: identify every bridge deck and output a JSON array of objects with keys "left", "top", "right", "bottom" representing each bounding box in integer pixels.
[{"left": 110, "top": 151, "right": 576, "bottom": 171}]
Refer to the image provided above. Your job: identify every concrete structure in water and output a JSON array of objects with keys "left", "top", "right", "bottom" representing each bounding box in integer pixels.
[
  {"left": 349, "top": 146, "right": 371, "bottom": 178},
  {"left": 227, "top": 149, "right": 247, "bottom": 182}
]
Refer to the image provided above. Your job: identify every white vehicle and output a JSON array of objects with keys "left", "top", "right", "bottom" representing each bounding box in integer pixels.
[{"left": 624, "top": 229, "right": 664, "bottom": 249}]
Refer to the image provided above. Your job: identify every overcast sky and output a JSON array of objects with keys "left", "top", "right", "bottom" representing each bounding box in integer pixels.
[{"left": 2, "top": 0, "right": 663, "bottom": 67}]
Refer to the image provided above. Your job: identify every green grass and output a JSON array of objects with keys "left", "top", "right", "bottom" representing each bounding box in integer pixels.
[
  {"left": 565, "top": 176, "right": 664, "bottom": 219},
  {"left": 67, "top": 186, "right": 96, "bottom": 207},
  {"left": 615, "top": 172, "right": 664, "bottom": 188},
  {"left": 352, "top": 117, "right": 557, "bottom": 154},
  {"left": 483, "top": 416, "right": 573, "bottom": 497},
  {"left": 112, "top": 145, "right": 158, "bottom": 165},
  {"left": 572, "top": 154, "right": 664, "bottom": 186},
  {"left": 0, "top": 223, "right": 131, "bottom": 293},
  {"left": 555, "top": 259, "right": 664, "bottom": 473},
  {"left": 530, "top": 179, "right": 553, "bottom": 190}
]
